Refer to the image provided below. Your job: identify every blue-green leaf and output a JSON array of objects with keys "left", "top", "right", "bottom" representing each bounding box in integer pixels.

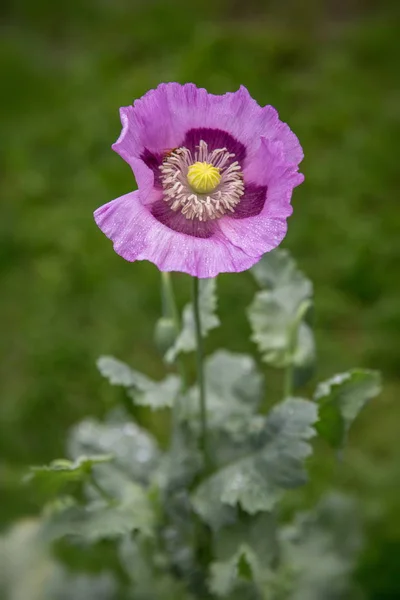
[
  {"left": 44, "top": 482, "right": 155, "bottom": 542},
  {"left": 314, "top": 369, "right": 381, "bottom": 447},
  {"left": 214, "top": 512, "right": 278, "bottom": 566},
  {"left": 248, "top": 250, "right": 314, "bottom": 370},
  {"left": 97, "top": 355, "right": 149, "bottom": 387},
  {"left": 0, "top": 520, "right": 51, "bottom": 600},
  {"left": 68, "top": 418, "right": 160, "bottom": 493},
  {"left": 0, "top": 520, "right": 118, "bottom": 600},
  {"left": 277, "top": 493, "right": 362, "bottom": 600},
  {"left": 193, "top": 399, "right": 317, "bottom": 524},
  {"left": 209, "top": 546, "right": 259, "bottom": 597},
  {"left": 251, "top": 249, "right": 312, "bottom": 312},
  {"left": 47, "top": 572, "right": 118, "bottom": 600},
  {"left": 182, "top": 350, "right": 264, "bottom": 434},
  {"left": 210, "top": 512, "right": 278, "bottom": 596},
  {"left": 248, "top": 295, "right": 314, "bottom": 369},
  {"left": 119, "top": 535, "right": 196, "bottom": 599},
  {"left": 25, "top": 455, "right": 112, "bottom": 497},
  {"left": 97, "top": 355, "right": 180, "bottom": 410},
  {"left": 157, "top": 423, "right": 202, "bottom": 491}
]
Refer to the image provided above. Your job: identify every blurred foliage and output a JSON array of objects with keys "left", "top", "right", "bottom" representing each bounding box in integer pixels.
[
  {"left": 0, "top": 0, "right": 399, "bottom": 598},
  {"left": 2, "top": 252, "right": 374, "bottom": 599}
]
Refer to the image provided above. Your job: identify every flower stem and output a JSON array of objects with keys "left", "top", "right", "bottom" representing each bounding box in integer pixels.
[
  {"left": 161, "top": 272, "right": 187, "bottom": 390},
  {"left": 283, "top": 318, "right": 299, "bottom": 399},
  {"left": 161, "top": 272, "right": 180, "bottom": 333},
  {"left": 283, "top": 360, "right": 294, "bottom": 399},
  {"left": 192, "top": 277, "right": 209, "bottom": 470},
  {"left": 283, "top": 299, "right": 312, "bottom": 399}
]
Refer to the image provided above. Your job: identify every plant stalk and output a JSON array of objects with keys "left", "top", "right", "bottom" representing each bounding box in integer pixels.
[
  {"left": 192, "top": 277, "right": 209, "bottom": 470},
  {"left": 283, "top": 299, "right": 312, "bottom": 399},
  {"left": 283, "top": 359, "right": 294, "bottom": 399},
  {"left": 161, "top": 272, "right": 187, "bottom": 390}
]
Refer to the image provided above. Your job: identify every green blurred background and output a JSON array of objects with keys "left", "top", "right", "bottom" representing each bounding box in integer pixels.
[{"left": 1, "top": 0, "right": 399, "bottom": 597}]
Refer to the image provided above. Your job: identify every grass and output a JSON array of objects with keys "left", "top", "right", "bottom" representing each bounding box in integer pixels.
[{"left": 1, "top": 1, "right": 399, "bottom": 597}]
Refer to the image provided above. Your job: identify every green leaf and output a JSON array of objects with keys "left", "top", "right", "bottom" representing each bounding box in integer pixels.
[
  {"left": 248, "top": 250, "right": 314, "bottom": 369},
  {"left": 97, "top": 355, "right": 149, "bottom": 387},
  {"left": 128, "top": 374, "right": 181, "bottom": 410},
  {"left": 0, "top": 520, "right": 51, "bottom": 600},
  {"left": 68, "top": 418, "right": 160, "bottom": 498},
  {"left": 25, "top": 455, "right": 112, "bottom": 497},
  {"left": 314, "top": 369, "right": 381, "bottom": 448},
  {"left": 214, "top": 512, "right": 278, "bottom": 566},
  {"left": 44, "top": 483, "right": 155, "bottom": 542},
  {"left": 293, "top": 322, "right": 315, "bottom": 368},
  {"left": 156, "top": 430, "right": 204, "bottom": 586},
  {"left": 179, "top": 351, "right": 266, "bottom": 477},
  {"left": 69, "top": 418, "right": 160, "bottom": 483},
  {"left": 205, "top": 350, "right": 263, "bottom": 409},
  {"left": 182, "top": 350, "right": 264, "bottom": 434},
  {"left": 48, "top": 571, "right": 118, "bottom": 600},
  {"left": 251, "top": 249, "right": 312, "bottom": 313},
  {"left": 191, "top": 469, "right": 238, "bottom": 530},
  {"left": 209, "top": 546, "right": 260, "bottom": 597},
  {"left": 157, "top": 422, "right": 202, "bottom": 490},
  {"left": 119, "top": 535, "right": 196, "bottom": 599},
  {"left": 193, "top": 399, "right": 317, "bottom": 524},
  {"left": 0, "top": 520, "right": 118, "bottom": 600},
  {"left": 160, "top": 490, "right": 199, "bottom": 584},
  {"left": 119, "top": 534, "right": 154, "bottom": 585},
  {"left": 166, "top": 278, "right": 220, "bottom": 362},
  {"left": 248, "top": 294, "right": 314, "bottom": 369},
  {"left": 211, "top": 512, "right": 278, "bottom": 595},
  {"left": 277, "top": 493, "right": 362, "bottom": 600},
  {"left": 97, "top": 355, "right": 180, "bottom": 409}
]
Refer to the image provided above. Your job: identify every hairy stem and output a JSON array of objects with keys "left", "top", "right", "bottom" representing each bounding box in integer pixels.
[
  {"left": 192, "top": 277, "right": 209, "bottom": 470},
  {"left": 161, "top": 272, "right": 187, "bottom": 391}
]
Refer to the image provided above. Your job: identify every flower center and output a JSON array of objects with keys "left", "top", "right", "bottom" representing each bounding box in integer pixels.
[
  {"left": 187, "top": 162, "right": 221, "bottom": 194},
  {"left": 159, "top": 140, "right": 244, "bottom": 222}
]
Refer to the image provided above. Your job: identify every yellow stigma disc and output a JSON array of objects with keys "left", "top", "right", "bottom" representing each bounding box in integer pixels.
[{"left": 187, "top": 162, "right": 221, "bottom": 194}]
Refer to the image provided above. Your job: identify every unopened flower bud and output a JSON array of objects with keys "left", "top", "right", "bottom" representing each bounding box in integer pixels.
[{"left": 154, "top": 317, "right": 176, "bottom": 354}]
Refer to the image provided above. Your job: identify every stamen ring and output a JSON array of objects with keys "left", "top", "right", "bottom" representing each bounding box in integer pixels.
[{"left": 159, "top": 140, "right": 244, "bottom": 221}]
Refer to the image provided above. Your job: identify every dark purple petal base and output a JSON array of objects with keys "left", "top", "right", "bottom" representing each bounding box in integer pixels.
[
  {"left": 151, "top": 200, "right": 216, "bottom": 238},
  {"left": 140, "top": 148, "right": 164, "bottom": 188},
  {"left": 183, "top": 127, "right": 247, "bottom": 165},
  {"left": 231, "top": 183, "right": 268, "bottom": 219}
]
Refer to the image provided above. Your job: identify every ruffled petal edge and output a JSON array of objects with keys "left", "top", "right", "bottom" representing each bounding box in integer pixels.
[{"left": 94, "top": 190, "right": 266, "bottom": 278}]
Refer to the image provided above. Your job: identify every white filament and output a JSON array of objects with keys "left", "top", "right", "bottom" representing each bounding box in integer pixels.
[{"left": 159, "top": 140, "right": 244, "bottom": 221}]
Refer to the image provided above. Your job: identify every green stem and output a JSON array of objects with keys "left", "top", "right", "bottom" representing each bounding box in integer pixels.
[
  {"left": 161, "top": 272, "right": 188, "bottom": 391},
  {"left": 161, "top": 272, "right": 187, "bottom": 459},
  {"left": 161, "top": 272, "right": 181, "bottom": 334},
  {"left": 192, "top": 277, "right": 209, "bottom": 470},
  {"left": 283, "top": 318, "right": 299, "bottom": 399},
  {"left": 283, "top": 299, "right": 312, "bottom": 399},
  {"left": 283, "top": 360, "right": 294, "bottom": 399}
]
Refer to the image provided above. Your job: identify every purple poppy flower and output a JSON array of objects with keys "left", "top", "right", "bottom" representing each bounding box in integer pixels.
[{"left": 94, "top": 83, "right": 303, "bottom": 278}]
